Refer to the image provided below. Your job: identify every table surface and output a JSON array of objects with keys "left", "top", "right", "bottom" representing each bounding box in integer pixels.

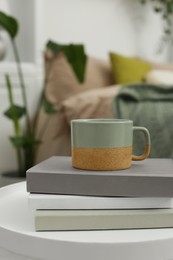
[{"left": 1, "top": 182, "right": 173, "bottom": 260}]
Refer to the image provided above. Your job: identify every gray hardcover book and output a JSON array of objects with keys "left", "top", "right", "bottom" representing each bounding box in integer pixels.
[
  {"left": 35, "top": 208, "right": 173, "bottom": 231},
  {"left": 26, "top": 156, "right": 173, "bottom": 197}
]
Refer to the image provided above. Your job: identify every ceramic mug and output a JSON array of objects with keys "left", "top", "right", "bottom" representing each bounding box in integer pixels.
[{"left": 71, "top": 119, "right": 151, "bottom": 170}]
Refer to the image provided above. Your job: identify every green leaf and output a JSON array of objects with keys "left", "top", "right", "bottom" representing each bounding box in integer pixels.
[
  {"left": 167, "top": 2, "right": 173, "bottom": 14},
  {"left": 43, "top": 98, "right": 57, "bottom": 114},
  {"left": 140, "top": 0, "right": 146, "bottom": 4},
  {"left": 154, "top": 7, "right": 161, "bottom": 12},
  {"left": 4, "top": 105, "right": 26, "bottom": 119},
  {"left": 0, "top": 11, "right": 18, "bottom": 38},
  {"left": 63, "top": 44, "right": 87, "bottom": 83},
  {"left": 10, "top": 136, "right": 25, "bottom": 148},
  {"left": 46, "top": 40, "right": 63, "bottom": 53},
  {"left": 164, "top": 28, "right": 171, "bottom": 35},
  {"left": 10, "top": 135, "right": 41, "bottom": 148},
  {"left": 46, "top": 40, "right": 87, "bottom": 83}
]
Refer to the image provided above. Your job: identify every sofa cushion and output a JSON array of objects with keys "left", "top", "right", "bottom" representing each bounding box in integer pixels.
[
  {"left": 151, "top": 61, "right": 173, "bottom": 71},
  {"left": 44, "top": 50, "right": 113, "bottom": 105},
  {"left": 145, "top": 70, "right": 173, "bottom": 84},
  {"left": 61, "top": 85, "right": 120, "bottom": 121},
  {"left": 109, "top": 52, "right": 151, "bottom": 84}
]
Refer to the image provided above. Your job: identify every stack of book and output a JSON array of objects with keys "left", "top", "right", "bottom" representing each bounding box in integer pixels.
[{"left": 26, "top": 156, "right": 173, "bottom": 231}]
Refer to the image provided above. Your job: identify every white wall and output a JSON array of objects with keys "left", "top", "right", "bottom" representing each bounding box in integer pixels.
[
  {"left": 0, "top": 0, "right": 172, "bottom": 171},
  {"left": 2, "top": 0, "right": 170, "bottom": 63},
  {"left": 41, "top": 0, "right": 136, "bottom": 60},
  {"left": 39, "top": 0, "right": 171, "bottom": 62}
]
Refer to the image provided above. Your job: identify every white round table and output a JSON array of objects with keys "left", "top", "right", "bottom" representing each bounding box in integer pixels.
[{"left": 1, "top": 182, "right": 173, "bottom": 260}]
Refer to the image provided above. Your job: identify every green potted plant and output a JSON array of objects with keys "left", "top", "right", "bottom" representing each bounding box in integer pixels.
[
  {"left": 0, "top": 11, "right": 87, "bottom": 177},
  {"left": 138, "top": 0, "right": 173, "bottom": 50}
]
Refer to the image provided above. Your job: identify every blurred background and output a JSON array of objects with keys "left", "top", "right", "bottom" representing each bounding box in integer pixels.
[{"left": 0, "top": 0, "right": 172, "bottom": 172}]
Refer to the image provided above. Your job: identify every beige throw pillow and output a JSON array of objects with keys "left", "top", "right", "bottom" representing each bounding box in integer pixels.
[
  {"left": 61, "top": 85, "right": 120, "bottom": 121},
  {"left": 44, "top": 51, "right": 113, "bottom": 105}
]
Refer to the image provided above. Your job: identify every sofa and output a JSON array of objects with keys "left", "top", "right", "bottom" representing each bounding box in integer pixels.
[{"left": 35, "top": 51, "right": 173, "bottom": 163}]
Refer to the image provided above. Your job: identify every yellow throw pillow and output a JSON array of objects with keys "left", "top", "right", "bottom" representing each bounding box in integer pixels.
[{"left": 109, "top": 52, "right": 151, "bottom": 84}]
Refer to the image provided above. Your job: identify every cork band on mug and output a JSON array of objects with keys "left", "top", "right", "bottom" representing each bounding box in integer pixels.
[{"left": 72, "top": 146, "right": 132, "bottom": 171}]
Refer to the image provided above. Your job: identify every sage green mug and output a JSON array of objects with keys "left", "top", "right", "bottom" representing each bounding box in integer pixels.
[{"left": 71, "top": 119, "right": 151, "bottom": 170}]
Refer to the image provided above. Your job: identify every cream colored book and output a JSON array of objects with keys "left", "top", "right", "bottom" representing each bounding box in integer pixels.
[{"left": 35, "top": 208, "right": 173, "bottom": 231}]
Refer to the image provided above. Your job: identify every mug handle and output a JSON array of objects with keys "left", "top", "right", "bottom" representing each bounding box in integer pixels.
[{"left": 132, "top": 127, "right": 151, "bottom": 161}]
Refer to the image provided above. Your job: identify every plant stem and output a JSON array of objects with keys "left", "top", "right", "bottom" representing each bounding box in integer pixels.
[
  {"left": 11, "top": 40, "right": 31, "bottom": 134},
  {"left": 5, "top": 74, "right": 20, "bottom": 135},
  {"left": 5, "top": 74, "right": 23, "bottom": 175}
]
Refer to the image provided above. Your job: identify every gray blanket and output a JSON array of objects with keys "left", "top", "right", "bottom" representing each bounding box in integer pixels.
[{"left": 113, "top": 83, "right": 173, "bottom": 158}]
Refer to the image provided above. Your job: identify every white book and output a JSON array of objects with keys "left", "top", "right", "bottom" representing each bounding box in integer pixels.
[{"left": 28, "top": 193, "right": 173, "bottom": 210}]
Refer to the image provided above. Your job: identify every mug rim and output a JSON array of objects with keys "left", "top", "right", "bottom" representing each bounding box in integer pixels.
[{"left": 71, "top": 119, "right": 133, "bottom": 124}]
